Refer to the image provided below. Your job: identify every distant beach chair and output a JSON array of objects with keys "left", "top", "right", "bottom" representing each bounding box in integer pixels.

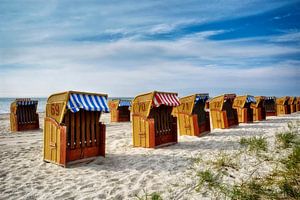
[
  {"left": 296, "top": 97, "right": 300, "bottom": 112},
  {"left": 108, "top": 99, "right": 131, "bottom": 122},
  {"left": 265, "top": 96, "right": 277, "bottom": 116},
  {"left": 132, "top": 91, "right": 180, "bottom": 148},
  {"left": 250, "top": 96, "right": 266, "bottom": 121},
  {"left": 176, "top": 93, "right": 210, "bottom": 136},
  {"left": 10, "top": 98, "right": 39, "bottom": 132},
  {"left": 276, "top": 96, "right": 291, "bottom": 115},
  {"left": 232, "top": 95, "right": 256, "bottom": 123},
  {"left": 288, "top": 97, "right": 297, "bottom": 113},
  {"left": 43, "top": 91, "right": 109, "bottom": 167},
  {"left": 209, "top": 94, "right": 238, "bottom": 129}
]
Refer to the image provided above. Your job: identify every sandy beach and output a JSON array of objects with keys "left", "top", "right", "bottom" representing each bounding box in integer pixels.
[{"left": 0, "top": 112, "right": 299, "bottom": 200}]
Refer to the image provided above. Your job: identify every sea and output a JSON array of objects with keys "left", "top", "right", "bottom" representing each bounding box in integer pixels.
[{"left": 0, "top": 97, "right": 133, "bottom": 114}]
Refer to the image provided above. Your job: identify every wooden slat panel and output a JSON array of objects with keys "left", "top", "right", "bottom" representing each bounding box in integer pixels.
[
  {"left": 91, "top": 111, "right": 96, "bottom": 146},
  {"left": 64, "top": 112, "right": 70, "bottom": 148},
  {"left": 76, "top": 112, "right": 81, "bottom": 148},
  {"left": 86, "top": 111, "right": 91, "bottom": 147},
  {"left": 19, "top": 107, "right": 24, "bottom": 124},
  {"left": 70, "top": 112, "right": 75, "bottom": 149},
  {"left": 22, "top": 106, "right": 25, "bottom": 124},
  {"left": 81, "top": 111, "right": 86, "bottom": 147},
  {"left": 29, "top": 106, "right": 34, "bottom": 123},
  {"left": 25, "top": 106, "right": 29, "bottom": 123},
  {"left": 17, "top": 108, "right": 21, "bottom": 125},
  {"left": 96, "top": 113, "right": 100, "bottom": 146}
]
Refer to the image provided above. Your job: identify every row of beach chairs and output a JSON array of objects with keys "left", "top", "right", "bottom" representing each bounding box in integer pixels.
[{"left": 10, "top": 91, "right": 300, "bottom": 167}]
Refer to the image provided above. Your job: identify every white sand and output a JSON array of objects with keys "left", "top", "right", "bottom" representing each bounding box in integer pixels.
[{"left": 0, "top": 112, "right": 299, "bottom": 199}]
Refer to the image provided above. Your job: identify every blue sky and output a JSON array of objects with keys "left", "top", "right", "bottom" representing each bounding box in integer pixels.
[{"left": 0, "top": 0, "right": 299, "bottom": 97}]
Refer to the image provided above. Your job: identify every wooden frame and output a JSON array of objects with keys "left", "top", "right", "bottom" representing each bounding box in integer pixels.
[
  {"left": 288, "top": 97, "right": 297, "bottom": 113},
  {"left": 43, "top": 91, "right": 107, "bottom": 167},
  {"left": 108, "top": 99, "right": 131, "bottom": 122},
  {"left": 232, "top": 95, "right": 255, "bottom": 123},
  {"left": 250, "top": 96, "right": 266, "bottom": 121},
  {"left": 176, "top": 94, "right": 210, "bottom": 136},
  {"left": 276, "top": 96, "right": 290, "bottom": 116},
  {"left": 10, "top": 99, "right": 39, "bottom": 132},
  {"left": 209, "top": 94, "right": 238, "bottom": 129},
  {"left": 296, "top": 97, "right": 300, "bottom": 112},
  {"left": 132, "top": 91, "right": 178, "bottom": 148}
]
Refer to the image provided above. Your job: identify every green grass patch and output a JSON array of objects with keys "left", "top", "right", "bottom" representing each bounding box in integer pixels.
[
  {"left": 276, "top": 132, "right": 297, "bottom": 148},
  {"left": 212, "top": 152, "right": 239, "bottom": 170},
  {"left": 196, "top": 170, "right": 222, "bottom": 191},
  {"left": 240, "top": 136, "right": 268, "bottom": 153},
  {"left": 135, "top": 190, "right": 163, "bottom": 200}
]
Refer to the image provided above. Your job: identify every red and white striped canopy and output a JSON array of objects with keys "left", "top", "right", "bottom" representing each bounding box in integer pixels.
[{"left": 153, "top": 93, "right": 180, "bottom": 107}]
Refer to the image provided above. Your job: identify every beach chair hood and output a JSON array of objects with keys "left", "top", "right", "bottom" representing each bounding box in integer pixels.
[
  {"left": 210, "top": 94, "right": 236, "bottom": 111},
  {"left": 119, "top": 100, "right": 132, "bottom": 107},
  {"left": 132, "top": 91, "right": 180, "bottom": 118},
  {"left": 46, "top": 91, "right": 108, "bottom": 124},
  {"left": 177, "top": 93, "right": 209, "bottom": 115},
  {"left": 233, "top": 95, "right": 256, "bottom": 109}
]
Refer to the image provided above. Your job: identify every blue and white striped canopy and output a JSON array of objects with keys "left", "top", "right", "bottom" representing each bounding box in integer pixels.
[
  {"left": 119, "top": 100, "right": 131, "bottom": 107},
  {"left": 195, "top": 95, "right": 209, "bottom": 103},
  {"left": 246, "top": 96, "right": 256, "bottom": 103},
  {"left": 67, "top": 93, "right": 109, "bottom": 113},
  {"left": 266, "top": 96, "right": 276, "bottom": 100},
  {"left": 16, "top": 100, "right": 38, "bottom": 106}
]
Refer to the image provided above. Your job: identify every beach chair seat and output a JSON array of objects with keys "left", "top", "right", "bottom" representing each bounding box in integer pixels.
[
  {"left": 10, "top": 99, "right": 39, "bottom": 131},
  {"left": 43, "top": 91, "right": 109, "bottom": 167},
  {"left": 132, "top": 91, "right": 179, "bottom": 148}
]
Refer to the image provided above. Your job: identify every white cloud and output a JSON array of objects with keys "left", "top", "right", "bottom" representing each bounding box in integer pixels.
[{"left": 1, "top": 0, "right": 300, "bottom": 97}]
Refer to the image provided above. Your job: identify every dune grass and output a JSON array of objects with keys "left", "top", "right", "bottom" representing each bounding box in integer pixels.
[
  {"left": 193, "top": 122, "right": 300, "bottom": 199},
  {"left": 135, "top": 190, "right": 163, "bottom": 200},
  {"left": 240, "top": 136, "right": 268, "bottom": 153}
]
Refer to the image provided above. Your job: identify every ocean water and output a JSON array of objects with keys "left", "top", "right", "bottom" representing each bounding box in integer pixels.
[
  {"left": 0, "top": 98, "right": 48, "bottom": 114},
  {"left": 0, "top": 97, "right": 133, "bottom": 114}
]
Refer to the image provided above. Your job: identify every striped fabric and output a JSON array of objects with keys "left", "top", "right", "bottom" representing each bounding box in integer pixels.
[
  {"left": 16, "top": 100, "right": 38, "bottom": 106},
  {"left": 266, "top": 96, "right": 276, "bottom": 100},
  {"left": 153, "top": 93, "right": 180, "bottom": 107},
  {"left": 246, "top": 96, "right": 256, "bottom": 103},
  {"left": 195, "top": 94, "right": 209, "bottom": 103},
  {"left": 119, "top": 100, "right": 131, "bottom": 107},
  {"left": 67, "top": 93, "right": 109, "bottom": 113}
]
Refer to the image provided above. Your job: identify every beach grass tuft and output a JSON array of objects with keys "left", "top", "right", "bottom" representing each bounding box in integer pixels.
[{"left": 240, "top": 136, "right": 267, "bottom": 153}]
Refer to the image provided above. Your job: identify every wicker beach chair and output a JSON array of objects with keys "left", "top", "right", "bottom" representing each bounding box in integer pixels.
[
  {"left": 43, "top": 91, "right": 109, "bottom": 167},
  {"left": 132, "top": 91, "right": 180, "bottom": 148}
]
